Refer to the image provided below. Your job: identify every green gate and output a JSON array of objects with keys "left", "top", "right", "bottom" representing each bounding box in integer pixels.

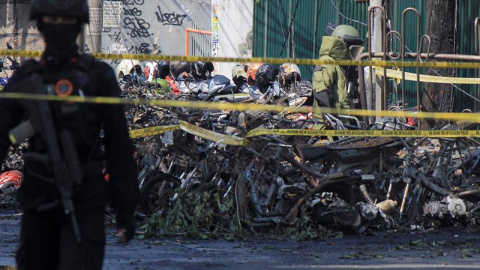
[{"left": 252, "top": 0, "right": 480, "bottom": 112}]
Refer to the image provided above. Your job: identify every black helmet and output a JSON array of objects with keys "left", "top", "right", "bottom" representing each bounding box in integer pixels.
[
  {"left": 157, "top": 61, "right": 170, "bottom": 79},
  {"left": 169, "top": 61, "right": 191, "bottom": 80},
  {"left": 255, "top": 64, "right": 280, "bottom": 93},
  {"left": 30, "top": 0, "right": 89, "bottom": 24},
  {"left": 190, "top": 62, "right": 214, "bottom": 80}
]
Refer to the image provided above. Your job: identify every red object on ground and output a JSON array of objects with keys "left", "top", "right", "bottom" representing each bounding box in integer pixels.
[
  {"left": 0, "top": 170, "right": 23, "bottom": 194},
  {"left": 166, "top": 75, "right": 180, "bottom": 95}
]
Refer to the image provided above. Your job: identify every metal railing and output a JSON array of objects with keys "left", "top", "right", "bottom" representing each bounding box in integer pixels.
[{"left": 185, "top": 27, "right": 212, "bottom": 57}]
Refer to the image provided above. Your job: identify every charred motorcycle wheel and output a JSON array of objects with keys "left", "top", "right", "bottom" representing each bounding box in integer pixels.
[
  {"left": 140, "top": 172, "right": 181, "bottom": 216},
  {"left": 392, "top": 182, "right": 425, "bottom": 228}
]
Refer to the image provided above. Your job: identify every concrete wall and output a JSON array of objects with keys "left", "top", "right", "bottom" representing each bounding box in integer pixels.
[
  {"left": 0, "top": 0, "right": 254, "bottom": 80},
  {"left": 0, "top": 0, "right": 43, "bottom": 53},
  {"left": 100, "top": 0, "right": 211, "bottom": 56},
  {"left": 85, "top": 0, "right": 103, "bottom": 53},
  {"left": 217, "top": 0, "right": 253, "bottom": 78},
  {"left": 0, "top": 0, "right": 103, "bottom": 57},
  {"left": 100, "top": 0, "right": 212, "bottom": 74}
]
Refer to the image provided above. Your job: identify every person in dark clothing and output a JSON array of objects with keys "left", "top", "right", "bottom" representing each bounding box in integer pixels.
[{"left": 0, "top": 0, "right": 139, "bottom": 269}]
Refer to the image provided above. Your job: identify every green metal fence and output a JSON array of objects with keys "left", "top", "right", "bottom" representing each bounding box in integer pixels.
[
  {"left": 252, "top": 0, "right": 368, "bottom": 79},
  {"left": 387, "top": 0, "right": 425, "bottom": 109},
  {"left": 455, "top": 2, "right": 480, "bottom": 111},
  {"left": 252, "top": 0, "right": 480, "bottom": 112}
]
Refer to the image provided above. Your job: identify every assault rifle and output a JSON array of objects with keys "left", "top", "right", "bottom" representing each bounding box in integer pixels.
[{"left": 8, "top": 74, "right": 83, "bottom": 242}]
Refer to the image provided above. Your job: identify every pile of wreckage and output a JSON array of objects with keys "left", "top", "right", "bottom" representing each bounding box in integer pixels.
[{"left": 123, "top": 78, "right": 480, "bottom": 236}]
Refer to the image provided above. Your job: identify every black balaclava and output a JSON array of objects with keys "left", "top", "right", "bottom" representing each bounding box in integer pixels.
[{"left": 38, "top": 20, "right": 81, "bottom": 52}]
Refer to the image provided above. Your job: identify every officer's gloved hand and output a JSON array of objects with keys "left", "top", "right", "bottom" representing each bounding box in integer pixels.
[
  {"left": 314, "top": 89, "right": 332, "bottom": 108},
  {"left": 116, "top": 209, "right": 136, "bottom": 244}
]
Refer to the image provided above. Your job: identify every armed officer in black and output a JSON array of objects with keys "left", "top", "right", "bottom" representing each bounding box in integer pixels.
[{"left": 0, "top": 0, "right": 139, "bottom": 269}]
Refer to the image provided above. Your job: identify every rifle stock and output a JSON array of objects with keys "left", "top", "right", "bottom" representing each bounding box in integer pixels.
[{"left": 9, "top": 120, "right": 35, "bottom": 145}]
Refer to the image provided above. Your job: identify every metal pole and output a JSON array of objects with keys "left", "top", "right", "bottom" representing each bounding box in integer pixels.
[
  {"left": 368, "top": 1, "right": 385, "bottom": 122},
  {"left": 355, "top": 46, "right": 368, "bottom": 123},
  {"left": 402, "top": 8, "right": 421, "bottom": 129},
  {"left": 313, "top": 0, "right": 318, "bottom": 59},
  {"left": 288, "top": 0, "right": 292, "bottom": 58},
  {"left": 475, "top": 17, "right": 479, "bottom": 112},
  {"left": 264, "top": 0, "right": 269, "bottom": 58},
  {"left": 185, "top": 30, "right": 190, "bottom": 56}
]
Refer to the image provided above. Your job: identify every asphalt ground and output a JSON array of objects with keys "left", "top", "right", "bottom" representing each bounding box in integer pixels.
[{"left": 1, "top": 209, "right": 480, "bottom": 270}]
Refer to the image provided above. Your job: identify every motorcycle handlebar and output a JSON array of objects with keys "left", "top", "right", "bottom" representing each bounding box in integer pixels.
[{"left": 3, "top": 56, "right": 19, "bottom": 70}]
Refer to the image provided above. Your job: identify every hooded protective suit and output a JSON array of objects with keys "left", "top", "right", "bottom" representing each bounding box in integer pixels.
[{"left": 312, "top": 36, "right": 353, "bottom": 113}]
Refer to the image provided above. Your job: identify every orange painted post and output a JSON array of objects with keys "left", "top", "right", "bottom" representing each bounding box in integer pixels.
[{"left": 186, "top": 30, "right": 190, "bottom": 56}]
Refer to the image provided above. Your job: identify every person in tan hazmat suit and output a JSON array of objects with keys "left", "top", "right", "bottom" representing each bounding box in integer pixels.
[{"left": 312, "top": 24, "right": 364, "bottom": 121}]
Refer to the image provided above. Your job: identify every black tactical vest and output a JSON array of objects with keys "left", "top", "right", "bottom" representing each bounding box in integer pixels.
[{"left": 18, "top": 54, "right": 104, "bottom": 162}]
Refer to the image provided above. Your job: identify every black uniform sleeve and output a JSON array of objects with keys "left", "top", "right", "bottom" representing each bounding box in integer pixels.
[
  {"left": 0, "top": 74, "right": 24, "bottom": 166},
  {"left": 97, "top": 61, "right": 139, "bottom": 229}
]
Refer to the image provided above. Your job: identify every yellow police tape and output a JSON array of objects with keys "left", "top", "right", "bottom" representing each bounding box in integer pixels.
[
  {"left": 129, "top": 125, "right": 179, "bottom": 139},
  {"left": 2, "top": 49, "right": 480, "bottom": 69},
  {"left": 375, "top": 68, "right": 480, "bottom": 84},
  {"left": 129, "top": 124, "right": 480, "bottom": 145},
  {"left": 129, "top": 121, "right": 246, "bottom": 145},
  {"left": 1, "top": 91, "right": 480, "bottom": 123},
  {"left": 178, "top": 120, "right": 246, "bottom": 146},
  {"left": 246, "top": 129, "right": 480, "bottom": 138}
]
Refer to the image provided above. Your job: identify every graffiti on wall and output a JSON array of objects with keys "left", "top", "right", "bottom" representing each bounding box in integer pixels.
[
  {"left": 120, "top": 0, "right": 154, "bottom": 55},
  {"left": 103, "top": 26, "right": 129, "bottom": 65},
  {"left": 102, "top": 0, "right": 211, "bottom": 58},
  {"left": 122, "top": 0, "right": 144, "bottom": 5},
  {"left": 155, "top": 5, "right": 187, "bottom": 26}
]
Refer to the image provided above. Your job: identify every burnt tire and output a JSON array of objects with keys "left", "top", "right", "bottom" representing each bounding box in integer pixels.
[{"left": 140, "top": 173, "right": 181, "bottom": 216}]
